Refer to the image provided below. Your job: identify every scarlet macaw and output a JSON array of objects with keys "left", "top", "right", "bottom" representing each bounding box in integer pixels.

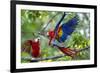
[
  {"left": 48, "top": 12, "right": 78, "bottom": 57},
  {"left": 27, "top": 38, "right": 40, "bottom": 58}
]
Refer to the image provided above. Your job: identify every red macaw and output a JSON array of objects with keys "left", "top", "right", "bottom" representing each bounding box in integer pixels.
[
  {"left": 27, "top": 39, "right": 40, "bottom": 58},
  {"left": 47, "top": 12, "right": 78, "bottom": 57}
]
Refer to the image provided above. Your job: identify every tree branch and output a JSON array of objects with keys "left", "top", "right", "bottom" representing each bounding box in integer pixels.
[
  {"left": 76, "top": 46, "right": 90, "bottom": 52},
  {"left": 21, "top": 46, "right": 90, "bottom": 62},
  {"left": 21, "top": 54, "right": 66, "bottom": 62}
]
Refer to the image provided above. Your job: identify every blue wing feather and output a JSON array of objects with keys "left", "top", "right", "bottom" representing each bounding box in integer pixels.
[
  {"left": 54, "top": 13, "right": 66, "bottom": 33},
  {"left": 64, "top": 16, "right": 78, "bottom": 27},
  {"left": 62, "top": 24, "right": 74, "bottom": 35},
  {"left": 57, "top": 16, "right": 78, "bottom": 43}
]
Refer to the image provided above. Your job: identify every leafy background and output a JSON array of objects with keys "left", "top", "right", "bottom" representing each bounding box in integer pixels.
[{"left": 21, "top": 10, "right": 90, "bottom": 63}]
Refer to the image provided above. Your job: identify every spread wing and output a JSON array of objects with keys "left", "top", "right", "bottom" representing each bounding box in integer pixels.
[{"left": 56, "top": 16, "right": 78, "bottom": 43}]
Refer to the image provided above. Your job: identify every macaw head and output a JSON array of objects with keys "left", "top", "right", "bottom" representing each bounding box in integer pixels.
[
  {"left": 27, "top": 38, "right": 40, "bottom": 44},
  {"left": 47, "top": 29, "right": 55, "bottom": 39}
]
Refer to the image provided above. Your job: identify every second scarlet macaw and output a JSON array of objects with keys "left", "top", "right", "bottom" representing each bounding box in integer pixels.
[{"left": 27, "top": 38, "right": 41, "bottom": 58}]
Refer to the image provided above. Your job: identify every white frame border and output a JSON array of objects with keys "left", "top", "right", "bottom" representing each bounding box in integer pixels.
[{"left": 16, "top": 4, "right": 94, "bottom": 69}]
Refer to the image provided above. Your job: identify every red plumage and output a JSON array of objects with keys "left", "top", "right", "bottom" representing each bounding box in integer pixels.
[
  {"left": 28, "top": 40, "right": 40, "bottom": 58},
  {"left": 48, "top": 30, "right": 55, "bottom": 38},
  {"left": 58, "top": 47, "right": 77, "bottom": 57},
  {"left": 48, "top": 30, "right": 55, "bottom": 45}
]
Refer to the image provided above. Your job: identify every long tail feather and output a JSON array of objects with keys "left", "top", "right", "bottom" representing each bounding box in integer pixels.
[{"left": 58, "top": 47, "right": 77, "bottom": 57}]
